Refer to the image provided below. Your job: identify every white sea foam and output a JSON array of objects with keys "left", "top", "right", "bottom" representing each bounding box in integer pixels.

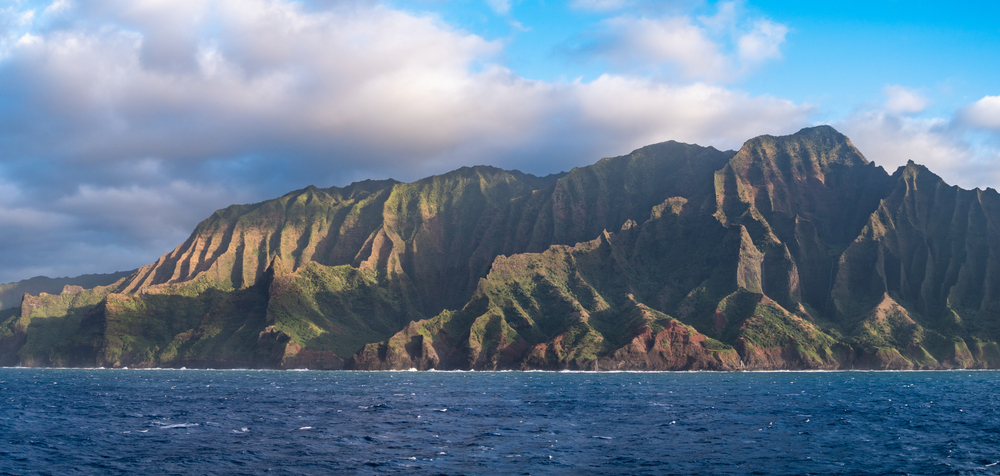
[{"left": 160, "top": 423, "right": 199, "bottom": 429}]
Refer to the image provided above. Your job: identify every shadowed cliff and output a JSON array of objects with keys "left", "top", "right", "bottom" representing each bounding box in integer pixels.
[{"left": 5, "top": 126, "right": 1000, "bottom": 370}]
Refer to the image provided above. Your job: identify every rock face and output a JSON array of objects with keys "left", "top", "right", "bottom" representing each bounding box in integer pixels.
[{"left": 5, "top": 126, "right": 1000, "bottom": 370}]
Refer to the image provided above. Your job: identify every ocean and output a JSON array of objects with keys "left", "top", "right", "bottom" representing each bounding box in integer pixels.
[{"left": 1, "top": 368, "right": 999, "bottom": 475}]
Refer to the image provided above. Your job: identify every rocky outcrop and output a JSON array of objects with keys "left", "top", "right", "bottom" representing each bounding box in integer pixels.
[
  {"left": 596, "top": 322, "right": 742, "bottom": 371},
  {"left": 6, "top": 126, "right": 1000, "bottom": 370},
  {"left": 0, "top": 271, "right": 134, "bottom": 310}
]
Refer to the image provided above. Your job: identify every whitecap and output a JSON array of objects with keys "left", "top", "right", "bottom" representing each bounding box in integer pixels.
[{"left": 160, "top": 423, "right": 199, "bottom": 429}]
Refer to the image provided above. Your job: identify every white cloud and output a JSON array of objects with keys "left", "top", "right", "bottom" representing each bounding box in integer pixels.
[
  {"left": 834, "top": 92, "right": 1000, "bottom": 192},
  {"left": 0, "top": 0, "right": 804, "bottom": 171},
  {"left": 8, "top": 7, "right": 34, "bottom": 27},
  {"left": 837, "top": 110, "right": 1000, "bottom": 191},
  {"left": 569, "top": 0, "right": 631, "bottom": 11},
  {"left": 44, "top": 0, "right": 71, "bottom": 15},
  {"left": 883, "top": 85, "right": 929, "bottom": 115},
  {"left": 961, "top": 95, "right": 1000, "bottom": 130},
  {"left": 486, "top": 0, "right": 511, "bottom": 14},
  {"left": 1, "top": 1, "right": 509, "bottom": 163},
  {"left": 595, "top": 15, "right": 728, "bottom": 80},
  {"left": 0, "top": 0, "right": 813, "bottom": 282},
  {"left": 569, "top": 75, "right": 812, "bottom": 151},
  {"left": 576, "top": 3, "right": 788, "bottom": 82},
  {"left": 14, "top": 32, "right": 40, "bottom": 47},
  {"left": 736, "top": 19, "right": 787, "bottom": 64},
  {"left": 1, "top": 5, "right": 36, "bottom": 59}
]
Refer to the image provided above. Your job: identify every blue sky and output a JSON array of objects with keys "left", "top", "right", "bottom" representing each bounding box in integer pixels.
[
  {"left": 388, "top": 0, "right": 1000, "bottom": 116},
  {"left": 0, "top": 0, "right": 998, "bottom": 283}
]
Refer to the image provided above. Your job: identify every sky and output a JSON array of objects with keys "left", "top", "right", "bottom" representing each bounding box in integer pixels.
[{"left": 0, "top": 0, "right": 998, "bottom": 283}]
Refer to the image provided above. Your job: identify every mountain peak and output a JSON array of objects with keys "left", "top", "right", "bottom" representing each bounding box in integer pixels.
[
  {"left": 793, "top": 124, "right": 845, "bottom": 138},
  {"left": 733, "top": 125, "right": 867, "bottom": 171},
  {"left": 7, "top": 128, "right": 1000, "bottom": 372},
  {"left": 892, "top": 159, "right": 945, "bottom": 186}
]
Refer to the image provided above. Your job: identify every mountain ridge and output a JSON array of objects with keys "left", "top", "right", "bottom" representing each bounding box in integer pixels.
[{"left": 4, "top": 125, "right": 1000, "bottom": 370}]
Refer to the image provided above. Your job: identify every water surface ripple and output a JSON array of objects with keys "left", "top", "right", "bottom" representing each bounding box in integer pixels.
[{"left": 1, "top": 369, "right": 999, "bottom": 475}]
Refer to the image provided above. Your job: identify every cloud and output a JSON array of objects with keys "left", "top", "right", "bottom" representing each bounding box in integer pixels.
[
  {"left": 837, "top": 108, "right": 1000, "bottom": 191},
  {"left": 567, "top": 75, "right": 811, "bottom": 152},
  {"left": 0, "top": 0, "right": 813, "bottom": 283},
  {"left": 570, "top": 2, "right": 789, "bottom": 82},
  {"left": 0, "top": 6, "right": 35, "bottom": 59},
  {"left": 485, "top": 0, "right": 511, "bottom": 15},
  {"left": 44, "top": 0, "right": 71, "bottom": 15},
  {"left": 592, "top": 15, "right": 728, "bottom": 80},
  {"left": 960, "top": 95, "right": 1000, "bottom": 130},
  {"left": 5, "top": 1, "right": 534, "bottom": 167},
  {"left": 54, "top": 181, "right": 246, "bottom": 243},
  {"left": 736, "top": 19, "right": 787, "bottom": 64},
  {"left": 883, "top": 85, "right": 929, "bottom": 115},
  {"left": 569, "top": 0, "right": 631, "bottom": 11}
]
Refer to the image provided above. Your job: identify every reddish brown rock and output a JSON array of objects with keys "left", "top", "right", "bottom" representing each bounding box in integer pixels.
[{"left": 598, "top": 322, "right": 741, "bottom": 371}]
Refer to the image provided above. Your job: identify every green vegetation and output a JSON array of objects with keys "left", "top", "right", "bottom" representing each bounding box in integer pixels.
[
  {"left": 0, "top": 271, "right": 134, "bottom": 310},
  {"left": 7, "top": 126, "right": 1000, "bottom": 370}
]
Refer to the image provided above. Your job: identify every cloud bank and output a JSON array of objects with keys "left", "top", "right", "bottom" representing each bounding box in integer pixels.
[
  {"left": 571, "top": 1, "right": 788, "bottom": 81},
  {"left": 838, "top": 87, "right": 1000, "bottom": 191},
  {"left": 0, "top": 0, "right": 996, "bottom": 284},
  {"left": 0, "top": 0, "right": 816, "bottom": 282}
]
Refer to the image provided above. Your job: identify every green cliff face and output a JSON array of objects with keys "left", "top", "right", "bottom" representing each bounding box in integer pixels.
[
  {"left": 0, "top": 271, "right": 134, "bottom": 310},
  {"left": 5, "top": 126, "right": 1000, "bottom": 370}
]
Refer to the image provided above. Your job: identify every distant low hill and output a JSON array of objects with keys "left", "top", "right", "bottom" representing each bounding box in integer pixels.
[
  {"left": 0, "top": 271, "right": 136, "bottom": 310},
  {"left": 4, "top": 126, "right": 1000, "bottom": 371}
]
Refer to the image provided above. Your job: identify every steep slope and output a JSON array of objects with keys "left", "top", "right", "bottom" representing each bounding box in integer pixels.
[
  {"left": 7, "top": 126, "right": 1000, "bottom": 370},
  {"left": 351, "top": 222, "right": 744, "bottom": 371},
  {"left": 713, "top": 125, "right": 895, "bottom": 313},
  {"left": 832, "top": 162, "right": 1000, "bottom": 368},
  {"left": 118, "top": 179, "right": 399, "bottom": 294},
  {"left": 3, "top": 140, "right": 737, "bottom": 368},
  {"left": 1, "top": 281, "right": 127, "bottom": 366},
  {"left": 353, "top": 126, "right": 1000, "bottom": 370},
  {"left": 353, "top": 133, "right": 854, "bottom": 370}
]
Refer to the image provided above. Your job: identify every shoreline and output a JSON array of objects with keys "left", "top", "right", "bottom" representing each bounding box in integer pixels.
[{"left": 3, "top": 366, "right": 998, "bottom": 373}]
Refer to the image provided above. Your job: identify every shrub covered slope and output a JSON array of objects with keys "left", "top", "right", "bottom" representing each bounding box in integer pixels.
[{"left": 4, "top": 126, "right": 1000, "bottom": 370}]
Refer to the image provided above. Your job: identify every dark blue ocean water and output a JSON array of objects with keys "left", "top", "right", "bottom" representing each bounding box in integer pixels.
[{"left": 2, "top": 369, "right": 999, "bottom": 475}]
